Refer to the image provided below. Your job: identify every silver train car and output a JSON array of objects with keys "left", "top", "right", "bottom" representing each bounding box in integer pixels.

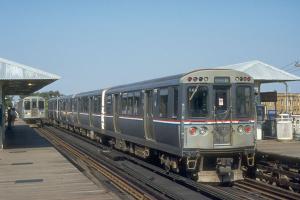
[
  {"left": 48, "top": 69, "right": 256, "bottom": 182},
  {"left": 17, "top": 96, "right": 46, "bottom": 124}
]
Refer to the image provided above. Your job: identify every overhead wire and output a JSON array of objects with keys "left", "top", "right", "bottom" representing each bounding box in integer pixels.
[
  {"left": 286, "top": 68, "right": 300, "bottom": 74},
  {"left": 284, "top": 66, "right": 298, "bottom": 72},
  {"left": 281, "top": 61, "right": 296, "bottom": 70}
]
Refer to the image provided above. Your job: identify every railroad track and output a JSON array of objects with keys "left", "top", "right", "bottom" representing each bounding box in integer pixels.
[
  {"left": 38, "top": 125, "right": 247, "bottom": 200},
  {"left": 255, "top": 156, "right": 300, "bottom": 193},
  {"left": 39, "top": 125, "right": 300, "bottom": 200},
  {"left": 36, "top": 127, "right": 154, "bottom": 200},
  {"left": 234, "top": 178, "right": 300, "bottom": 200}
]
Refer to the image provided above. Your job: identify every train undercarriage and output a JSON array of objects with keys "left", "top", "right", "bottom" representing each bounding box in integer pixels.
[{"left": 52, "top": 120, "right": 256, "bottom": 183}]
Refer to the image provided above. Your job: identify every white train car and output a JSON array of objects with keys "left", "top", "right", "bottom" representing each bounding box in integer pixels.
[{"left": 18, "top": 96, "right": 46, "bottom": 125}]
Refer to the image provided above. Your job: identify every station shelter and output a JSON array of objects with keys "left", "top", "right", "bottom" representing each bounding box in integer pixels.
[
  {"left": 216, "top": 60, "right": 300, "bottom": 139},
  {"left": 0, "top": 58, "right": 60, "bottom": 148}
]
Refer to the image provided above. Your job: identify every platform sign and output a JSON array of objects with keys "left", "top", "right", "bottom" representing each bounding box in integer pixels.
[{"left": 260, "top": 92, "right": 277, "bottom": 102}]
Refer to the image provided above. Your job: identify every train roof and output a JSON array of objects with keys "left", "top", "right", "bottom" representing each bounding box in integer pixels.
[
  {"left": 107, "top": 68, "right": 249, "bottom": 93},
  {"left": 74, "top": 89, "right": 103, "bottom": 97},
  {"left": 23, "top": 96, "right": 45, "bottom": 100},
  {"left": 47, "top": 68, "right": 252, "bottom": 99}
]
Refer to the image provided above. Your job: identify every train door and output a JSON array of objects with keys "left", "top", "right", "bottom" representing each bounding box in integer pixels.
[
  {"left": 75, "top": 98, "right": 79, "bottom": 125},
  {"left": 144, "top": 90, "right": 155, "bottom": 140},
  {"left": 31, "top": 98, "right": 38, "bottom": 118},
  {"left": 213, "top": 86, "right": 232, "bottom": 146},
  {"left": 38, "top": 98, "right": 45, "bottom": 118},
  {"left": 23, "top": 99, "right": 31, "bottom": 118},
  {"left": 113, "top": 94, "right": 121, "bottom": 133}
]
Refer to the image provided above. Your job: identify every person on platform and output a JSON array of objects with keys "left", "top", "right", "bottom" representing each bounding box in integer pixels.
[
  {"left": 10, "top": 108, "right": 17, "bottom": 126},
  {"left": 7, "top": 107, "right": 12, "bottom": 130}
]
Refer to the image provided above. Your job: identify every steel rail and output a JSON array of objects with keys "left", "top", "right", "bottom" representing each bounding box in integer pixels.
[
  {"left": 43, "top": 125, "right": 251, "bottom": 200},
  {"left": 36, "top": 128, "right": 154, "bottom": 200},
  {"left": 41, "top": 127, "right": 188, "bottom": 200},
  {"left": 234, "top": 178, "right": 300, "bottom": 200}
]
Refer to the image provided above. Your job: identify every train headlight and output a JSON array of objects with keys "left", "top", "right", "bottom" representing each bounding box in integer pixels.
[
  {"left": 189, "top": 127, "right": 198, "bottom": 136},
  {"left": 237, "top": 125, "right": 244, "bottom": 134},
  {"left": 244, "top": 125, "right": 252, "bottom": 134},
  {"left": 199, "top": 126, "right": 208, "bottom": 135}
]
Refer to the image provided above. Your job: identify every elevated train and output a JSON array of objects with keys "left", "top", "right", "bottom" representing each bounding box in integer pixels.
[
  {"left": 48, "top": 69, "right": 256, "bottom": 182},
  {"left": 17, "top": 96, "right": 46, "bottom": 125}
]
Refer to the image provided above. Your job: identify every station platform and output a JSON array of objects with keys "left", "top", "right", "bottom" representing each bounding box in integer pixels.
[
  {"left": 256, "top": 139, "right": 300, "bottom": 160},
  {"left": 0, "top": 120, "right": 121, "bottom": 200}
]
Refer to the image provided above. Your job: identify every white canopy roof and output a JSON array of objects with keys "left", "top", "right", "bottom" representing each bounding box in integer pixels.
[
  {"left": 0, "top": 58, "right": 60, "bottom": 95},
  {"left": 215, "top": 60, "right": 300, "bottom": 83}
]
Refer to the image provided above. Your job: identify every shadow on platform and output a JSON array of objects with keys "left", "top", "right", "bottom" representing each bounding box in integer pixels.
[{"left": 4, "top": 124, "right": 51, "bottom": 149}]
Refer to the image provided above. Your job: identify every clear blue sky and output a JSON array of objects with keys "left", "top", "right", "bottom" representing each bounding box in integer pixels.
[{"left": 0, "top": 0, "right": 299, "bottom": 94}]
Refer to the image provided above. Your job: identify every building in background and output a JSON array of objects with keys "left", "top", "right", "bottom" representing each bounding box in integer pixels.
[{"left": 263, "top": 93, "right": 300, "bottom": 114}]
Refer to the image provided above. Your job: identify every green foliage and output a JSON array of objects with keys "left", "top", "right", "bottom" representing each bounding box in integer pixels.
[
  {"left": 19, "top": 90, "right": 62, "bottom": 101},
  {"left": 4, "top": 96, "right": 13, "bottom": 108}
]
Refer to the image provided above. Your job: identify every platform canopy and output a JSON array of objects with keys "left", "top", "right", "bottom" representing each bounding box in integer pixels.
[
  {"left": 214, "top": 60, "right": 300, "bottom": 114},
  {"left": 0, "top": 58, "right": 60, "bottom": 95},
  {"left": 215, "top": 60, "right": 300, "bottom": 83}
]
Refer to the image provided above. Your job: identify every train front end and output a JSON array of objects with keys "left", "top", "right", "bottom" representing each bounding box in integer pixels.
[{"left": 180, "top": 69, "right": 256, "bottom": 183}]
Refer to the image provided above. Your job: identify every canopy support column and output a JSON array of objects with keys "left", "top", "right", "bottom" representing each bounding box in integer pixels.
[
  {"left": 254, "top": 81, "right": 261, "bottom": 104},
  {"left": 0, "top": 82, "right": 4, "bottom": 149},
  {"left": 283, "top": 82, "right": 288, "bottom": 113}
]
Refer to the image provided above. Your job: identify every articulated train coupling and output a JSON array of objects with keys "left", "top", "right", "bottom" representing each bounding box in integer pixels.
[{"left": 216, "top": 158, "right": 233, "bottom": 175}]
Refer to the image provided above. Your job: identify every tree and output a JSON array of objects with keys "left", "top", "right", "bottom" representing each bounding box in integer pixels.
[
  {"left": 4, "top": 96, "right": 13, "bottom": 108},
  {"left": 19, "top": 90, "right": 62, "bottom": 101}
]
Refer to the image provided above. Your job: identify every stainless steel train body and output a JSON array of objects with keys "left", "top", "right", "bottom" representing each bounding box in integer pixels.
[
  {"left": 48, "top": 69, "right": 256, "bottom": 182},
  {"left": 18, "top": 96, "right": 46, "bottom": 123}
]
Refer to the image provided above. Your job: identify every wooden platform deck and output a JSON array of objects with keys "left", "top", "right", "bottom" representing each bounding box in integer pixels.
[{"left": 0, "top": 120, "right": 121, "bottom": 200}]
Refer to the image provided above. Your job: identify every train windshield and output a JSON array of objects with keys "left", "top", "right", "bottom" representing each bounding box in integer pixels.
[
  {"left": 236, "top": 86, "right": 252, "bottom": 118},
  {"left": 24, "top": 100, "right": 30, "bottom": 110},
  {"left": 187, "top": 86, "right": 208, "bottom": 117}
]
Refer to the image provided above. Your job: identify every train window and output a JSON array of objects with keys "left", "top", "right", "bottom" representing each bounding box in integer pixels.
[
  {"left": 187, "top": 86, "right": 208, "bottom": 117},
  {"left": 73, "top": 98, "right": 77, "bottom": 111},
  {"left": 127, "top": 93, "right": 133, "bottom": 115},
  {"left": 63, "top": 101, "right": 66, "bottom": 111},
  {"left": 93, "top": 95, "right": 101, "bottom": 114},
  {"left": 79, "top": 98, "right": 83, "bottom": 112},
  {"left": 69, "top": 99, "right": 72, "bottom": 111},
  {"left": 38, "top": 100, "right": 44, "bottom": 110},
  {"left": 106, "top": 95, "right": 112, "bottom": 115},
  {"left": 60, "top": 100, "right": 62, "bottom": 111},
  {"left": 80, "top": 98, "right": 83, "bottom": 112},
  {"left": 24, "top": 100, "right": 30, "bottom": 110},
  {"left": 83, "top": 97, "right": 89, "bottom": 113},
  {"left": 173, "top": 87, "right": 178, "bottom": 118},
  {"left": 236, "top": 86, "right": 252, "bottom": 117},
  {"left": 121, "top": 93, "right": 127, "bottom": 115},
  {"left": 159, "top": 88, "right": 168, "bottom": 118},
  {"left": 133, "top": 92, "right": 141, "bottom": 116},
  {"left": 32, "top": 99, "right": 37, "bottom": 109}
]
